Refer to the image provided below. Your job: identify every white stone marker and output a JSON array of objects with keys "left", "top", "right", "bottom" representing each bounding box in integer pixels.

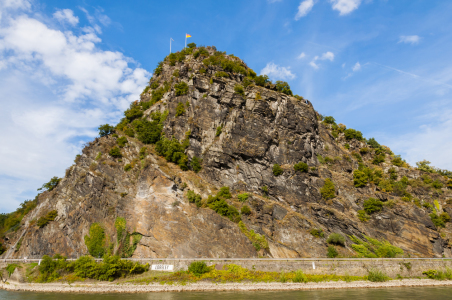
[
  {"left": 312, "top": 262, "right": 316, "bottom": 269},
  {"left": 151, "top": 264, "right": 174, "bottom": 271}
]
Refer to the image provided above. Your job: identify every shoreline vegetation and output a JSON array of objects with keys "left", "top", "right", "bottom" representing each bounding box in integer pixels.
[{"left": 2, "top": 256, "right": 452, "bottom": 293}]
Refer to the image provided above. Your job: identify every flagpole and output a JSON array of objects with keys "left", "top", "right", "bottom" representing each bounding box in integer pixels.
[
  {"left": 170, "top": 38, "right": 171, "bottom": 54},
  {"left": 185, "top": 34, "right": 187, "bottom": 49}
]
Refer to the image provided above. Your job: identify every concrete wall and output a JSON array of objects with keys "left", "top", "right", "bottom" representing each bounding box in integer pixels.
[{"left": 2, "top": 258, "right": 452, "bottom": 278}]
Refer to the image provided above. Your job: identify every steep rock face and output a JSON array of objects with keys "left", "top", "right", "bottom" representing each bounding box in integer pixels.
[{"left": 3, "top": 46, "right": 452, "bottom": 259}]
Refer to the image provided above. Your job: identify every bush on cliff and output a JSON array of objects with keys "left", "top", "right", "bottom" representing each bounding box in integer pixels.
[
  {"left": 275, "top": 81, "right": 293, "bottom": 96},
  {"left": 84, "top": 223, "right": 106, "bottom": 258},
  {"left": 272, "top": 164, "right": 284, "bottom": 176},
  {"left": 38, "top": 176, "right": 61, "bottom": 192},
  {"left": 175, "top": 82, "right": 189, "bottom": 96},
  {"left": 327, "top": 245, "right": 338, "bottom": 258},
  {"left": 191, "top": 156, "right": 202, "bottom": 173},
  {"left": 187, "top": 190, "right": 202, "bottom": 208},
  {"left": 155, "top": 136, "right": 189, "bottom": 170},
  {"left": 241, "top": 205, "right": 251, "bottom": 215},
  {"left": 320, "top": 178, "right": 336, "bottom": 200},
  {"left": 363, "top": 198, "right": 383, "bottom": 215},
  {"left": 327, "top": 233, "right": 345, "bottom": 246},
  {"left": 175, "top": 102, "right": 186, "bottom": 117},
  {"left": 109, "top": 147, "right": 122, "bottom": 158},
  {"left": 344, "top": 128, "right": 363, "bottom": 141},
  {"left": 37, "top": 210, "right": 58, "bottom": 228},
  {"left": 350, "top": 235, "right": 403, "bottom": 258},
  {"left": 294, "top": 161, "right": 308, "bottom": 173}
]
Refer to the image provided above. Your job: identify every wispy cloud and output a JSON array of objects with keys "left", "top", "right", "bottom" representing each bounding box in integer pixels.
[
  {"left": 260, "top": 62, "right": 296, "bottom": 80},
  {"left": 295, "top": 0, "right": 315, "bottom": 20},
  {"left": 398, "top": 35, "right": 420, "bottom": 45},
  {"left": 297, "top": 52, "right": 306, "bottom": 59},
  {"left": 309, "top": 51, "right": 335, "bottom": 69},
  {"left": 352, "top": 62, "right": 361, "bottom": 71},
  {"left": 53, "top": 9, "right": 79, "bottom": 26},
  {"left": 330, "top": 0, "right": 361, "bottom": 15}
]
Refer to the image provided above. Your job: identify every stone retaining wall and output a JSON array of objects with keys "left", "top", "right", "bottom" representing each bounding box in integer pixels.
[{"left": 3, "top": 258, "right": 451, "bottom": 278}]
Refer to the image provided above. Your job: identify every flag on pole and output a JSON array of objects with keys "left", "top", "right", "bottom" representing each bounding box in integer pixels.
[{"left": 186, "top": 34, "right": 192, "bottom": 38}]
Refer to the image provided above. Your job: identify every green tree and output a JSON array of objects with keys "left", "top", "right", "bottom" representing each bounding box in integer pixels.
[
  {"left": 191, "top": 156, "right": 202, "bottom": 173},
  {"left": 187, "top": 42, "right": 197, "bottom": 48},
  {"left": 363, "top": 198, "right": 383, "bottom": 214},
  {"left": 175, "top": 82, "right": 189, "bottom": 96},
  {"left": 98, "top": 124, "right": 115, "bottom": 137},
  {"left": 109, "top": 147, "right": 122, "bottom": 158},
  {"left": 84, "top": 223, "right": 106, "bottom": 258},
  {"left": 294, "top": 162, "right": 308, "bottom": 172},
  {"left": 275, "top": 81, "right": 293, "bottom": 95},
  {"left": 38, "top": 176, "right": 61, "bottom": 192},
  {"left": 344, "top": 128, "right": 364, "bottom": 141}
]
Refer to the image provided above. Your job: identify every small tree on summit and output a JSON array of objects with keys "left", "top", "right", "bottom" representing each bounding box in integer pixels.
[
  {"left": 98, "top": 124, "right": 115, "bottom": 137},
  {"left": 38, "top": 176, "right": 61, "bottom": 191}
]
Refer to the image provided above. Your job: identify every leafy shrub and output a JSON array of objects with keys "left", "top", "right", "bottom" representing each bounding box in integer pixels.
[
  {"left": 294, "top": 162, "right": 308, "bottom": 172},
  {"left": 234, "top": 84, "right": 245, "bottom": 97},
  {"left": 350, "top": 235, "right": 403, "bottom": 258},
  {"left": 109, "top": 147, "right": 122, "bottom": 158},
  {"left": 191, "top": 156, "right": 202, "bottom": 173},
  {"left": 193, "top": 47, "right": 209, "bottom": 59},
  {"left": 310, "top": 228, "right": 324, "bottom": 238},
  {"left": 84, "top": 223, "right": 106, "bottom": 258},
  {"left": 155, "top": 137, "right": 189, "bottom": 170},
  {"left": 352, "top": 152, "right": 363, "bottom": 162},
  {"left": 216, "top": 125, "right": 223, "bottom": 136},
  {"left": 237, "top": 193, "right": 249, "bottom": 202},
  {"left": 272, "top": 164, "right": 284, "bottom": 176},
  {"left": 360, "top": 147, "right": 370, "bottom": 154},
  {"left": 292, "top": 270, "right": 308, "bottom": 283},
  {"left": 124, "top": 105, "right": 143, "bottom": 122},
  {"left": 344, "top": 128, "right": 363, "bottom": 141},
  {"left": 363, "top": 198, "right": 383, "bottom": 214},
  {"left": 327, "top": 245, "right": 338, "bottom": 258},
  {"left": 117, "top": 136, "right": 128, "bottom": 148},
  {"left": 416, "top": 160, "right": 436, "bottom": 173},
  {"left": 207, "top": 196, "right": 239, "bottom": 222},
  {"left": 372, "top": 154, "right": 385, "bottom": 165},
  {"left": 37, "top": 210, "right": 58, "bottom": 228},
  {"left": 188, "top": 261, "right": 209, "bottom": 276},
  {"left": 357, "top": 210, "right": 370, "bottom": 222},
  {"left": 367, "top": 138, "right": 380, "bottom": 149},
  {"left": 392, "top": 155, "right": 404, "bottom": 167},
  {"left": 98, "top": 124, "right": 115, "bottom": 137},
  {"left": 368, "top": 269, "right": 389, "bottom": 282},
  {"left": 323, "top": 116, "right": 336, "bottom": 125},
  {"left": 154, "top": 61, "right": 163, "bottom": 75},
  {"left": 320, "top": 178, "right": 336, "bottom": 200},
  {"left": 124, "top": 164, "right": 132, "bottom": 172},
  {"left": 242, "top": 77, "right": 252, "bottom": 88},
  {"left": 124, "top": 127, "right": 134, "bottom": 137},
  {"left": 172, "top": 69, "right": 179, "bottom": 77},
  {"left": 175, "top": 81, "right": 189, "bottom": 96},
  {"left": 254, "top": 75, "right": 269, "bottom": 87},
  {"left": 344, "top": 143, "right": 350, "bottom": 150},
  {"left": 187, "top": 42, "right": 196, "bottom": 48},
  {"left": 432, "top": 180, "right": 443, "bottom": 189},
  {"left": 175, "top": 102, "right": 186, "bottom": 117},
  {"left": 215, "top": 71, "right": 229, "bottom": 78},
  {"left": 187, "top": 190, "right": 202, "bottom": 207},
  {"left": 150, "top": 81, "right": 159, "bottom": 89},
  {"left": 430, "top": 212, "right": 450, "bottom": 228},
  {"left": 275, "top": 81, "right": 292, "bottom": 95},
  {"left": 241, "top": 205, "right": 251, "bottom": 215},
  {"left": 327, "top": 233, "right": 345, "bottom": 246},
  {"left": 261, "top": 185, "right": 268, "bottom": 197},
  {"left": 353, "top": 170, "right": 367, "bottom": 187},
  {"left": 38, "top": 176, "right": 61, "bottom": 192},
  {"left": 238, "top": 221, "right": 268, "bottom": 251},
  {"left": 217, "top": 186, "right": 232, "bottom": 199}
]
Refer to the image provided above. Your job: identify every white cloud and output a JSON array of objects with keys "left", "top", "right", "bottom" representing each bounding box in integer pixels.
[
  {"left": 260, "top": 62, "right": 296, "bottom": 80},
  {"left": 309, "top": 61, "right": 319, "bottom": 69},
  {"left": 399, "top": 35, "right": 420, "bottom": 45},
  {"left": 53, "top": 9, "right": 79, "bottom": 26},
  {"left": 295, "top": 0, "right": 315, "bottom": 20},
  {"left": 0, "top": 6, "right": 149, "bottom": 212},
  {"left": 352, "top": 62, "right": 361, "bottom": 71},
  {"left": 309, "top": 51, "right": 335, "bottom": 69},
  {"left": 320, "top": 51, "right": 334, "bottom": 61},
  {"left": 2, "top": 0, "right": 31, "bottom": 10},
  {"left": 330, "top": 0, "right": 361, "bottom": 15},
  {"left": 297, "top": 52, "right": 306, "bottom": 59}
]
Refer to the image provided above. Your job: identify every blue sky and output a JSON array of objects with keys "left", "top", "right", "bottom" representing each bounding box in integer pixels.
[{"left": 1, "top": 0, "right": 452, "bottom": 213}]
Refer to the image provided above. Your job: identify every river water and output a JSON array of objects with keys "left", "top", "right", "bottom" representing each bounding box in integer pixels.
[{"left": 1, "top": 287, "right": 452, "bottom": 300}]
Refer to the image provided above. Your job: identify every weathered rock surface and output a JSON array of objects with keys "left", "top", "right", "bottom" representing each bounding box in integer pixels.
[{"left": 2, "top": 46, "right": 452, "bottom": 259}]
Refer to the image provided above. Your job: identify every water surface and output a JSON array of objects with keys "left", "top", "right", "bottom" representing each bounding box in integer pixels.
[{"left": 1, "top": 287, "right": 452, "bottom": 300}]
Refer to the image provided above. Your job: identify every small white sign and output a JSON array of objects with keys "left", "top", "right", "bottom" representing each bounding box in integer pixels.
[
  {"left": 151, "top": 264, "right": 174, "bottom": 271},
  {"left": 312, "top": 262, "right": 316, "bottom": 270}
]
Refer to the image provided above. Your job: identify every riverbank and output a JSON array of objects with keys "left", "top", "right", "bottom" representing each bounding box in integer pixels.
[{"left": 2, "top": 279, "right": 452, "bottom": 293}]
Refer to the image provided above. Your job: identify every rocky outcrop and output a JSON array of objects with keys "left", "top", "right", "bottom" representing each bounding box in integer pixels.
[{"left": 2, "top": 46, "right": 452, "bottom": 259}]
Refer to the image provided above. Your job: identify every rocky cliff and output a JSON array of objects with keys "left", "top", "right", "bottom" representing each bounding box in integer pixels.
[{"left": 2, "top": 45, "right": 452, "bottom": 259}]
